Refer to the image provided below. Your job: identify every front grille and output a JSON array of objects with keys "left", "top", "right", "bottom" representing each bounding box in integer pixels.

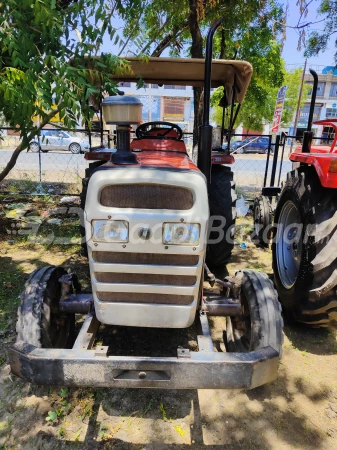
[
  {"left": 100, "top": 184, "right": 194, "bottom": 209},
  {"left": 96, "top": 292, "right": 194, "bottom": 305},
  {"left": 95, "top": 273, "right": 196, "bottom": 286},
  {"left": 92, "top": 252, "right": 199, "bottom": 266}
]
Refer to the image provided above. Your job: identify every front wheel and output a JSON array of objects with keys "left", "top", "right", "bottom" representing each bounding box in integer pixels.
[
  {"left": 69, "top": 143, "right": 81, "bottom": 154},
  {"left": 16, "top": 266, "right": 75, "bottom": 348},
  {"left": 226, "top": 270, "right": 283, "bottom": 355},
  {"left": 253, "top": 195, "right": 272, "bottom": 247},
  {"left": 29, "top": 142, "right": 40, "bottom": 153}
]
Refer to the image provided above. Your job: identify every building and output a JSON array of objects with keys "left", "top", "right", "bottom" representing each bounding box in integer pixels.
[
  {"left": 289, "top": 66, "right": 337, "bottom": 139},
  {"left": 118, "top": 82, "right": 195, "bottom": 133}
]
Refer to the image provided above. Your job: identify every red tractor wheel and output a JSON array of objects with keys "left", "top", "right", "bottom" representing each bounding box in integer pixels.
[{"left": 272, "top": 167, "right": 337, "bottom": 327}]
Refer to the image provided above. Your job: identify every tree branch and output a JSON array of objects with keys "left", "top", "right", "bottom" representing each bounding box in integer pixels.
[
  {"left": 0, "top": 108, "right": 59, "bottom": 183},
  {"left": 151, "top": 24, "right": 189, "bottom": 57}
]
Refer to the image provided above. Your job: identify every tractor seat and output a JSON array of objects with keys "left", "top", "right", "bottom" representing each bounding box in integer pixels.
[{"left": 130, "top": 128, "right": 187, "bottom": 153}]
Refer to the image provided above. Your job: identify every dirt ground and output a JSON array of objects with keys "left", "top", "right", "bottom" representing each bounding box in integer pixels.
[{"left": 0, "top": 196, "right": 337, "bottom": 449}]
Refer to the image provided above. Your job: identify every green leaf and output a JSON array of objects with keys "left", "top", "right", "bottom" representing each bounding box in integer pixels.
[{"left": 46, "top": 411, "right": 57, "bottom": 422}]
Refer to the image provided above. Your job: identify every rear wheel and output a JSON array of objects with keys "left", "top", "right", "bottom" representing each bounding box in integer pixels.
[
  {"left": 237, "top": 147, "right": 244, "bottom": 154},
  {"left": 69, "top": 143, "right": 81, "bottom": 154},
  {"left": 272, "top": 166, "right": 337, "bottom": 326},
  {"left": 206, "top": 165, "right": 237, "bottom": 268},
  {"left": 253, "top": 195, "right": 272, "bottom": 247},
  {"left": 16, "top": 266, "right": 75, "bottom": 348},
  {"left": 29, "top": 142, "right": 40, "bottom": 153},
  {"left": 226, "top": 270, "right": 283, "bottom": 355}
]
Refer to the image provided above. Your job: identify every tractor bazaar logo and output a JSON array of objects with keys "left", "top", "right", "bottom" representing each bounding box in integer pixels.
[{"left": 4, "top": 208, "right": 332, "bottom": 246}]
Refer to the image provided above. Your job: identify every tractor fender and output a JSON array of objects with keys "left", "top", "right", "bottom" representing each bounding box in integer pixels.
[{"left": 289, "top": 152, "right": 337, "bottom": 188}]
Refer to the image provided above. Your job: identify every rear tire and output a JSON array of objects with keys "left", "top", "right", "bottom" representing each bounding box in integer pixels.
[
  {"left": 206, "top": 165, "right": 237, "bottom": 268},
  {"left": 272, "top": 166, "right": 337, "bottom": 327},
  {"left": 29, "top": 142, "right": 40, "bottom": 153},
  {"left": 226, "top": 270, "right": 283, "bottom": 355},
  {"left": 69, "top": 143, "right": 81, "bottom": 154},
  {"left": 16, "top": 266, "right": 75, "bottom": 348}
]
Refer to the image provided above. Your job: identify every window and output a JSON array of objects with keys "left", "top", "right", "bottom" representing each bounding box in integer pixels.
[
  {"left": 164, "top": 85, "right": 186, "bottom": 90},
  {"left": 327, "top": 107, "right": 337, "bottom": 118},
  {"left": 118, "top": 82, "right": 131, "bottom": 87},
  {"left": 306, "top": 82, "right": 326, "bottom": 96},
  {"left": 298, "top": 105, "right": 322, "bottom": 127},
  {"left": 330, "top": 83, "right": 337, "bottom": 97},
  {"left": 163, "top": 97, "right": 185, "bottom": 121}
]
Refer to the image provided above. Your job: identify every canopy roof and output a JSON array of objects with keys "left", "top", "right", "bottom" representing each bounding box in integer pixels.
[{"left": 113, "top": 57, "right": 253, "bottom": 104}]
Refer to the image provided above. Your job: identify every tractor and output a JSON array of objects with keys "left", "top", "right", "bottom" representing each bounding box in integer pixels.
[
  {"left": 9, "top": 20, "right": 283, "bottom": 389},
  {"left": 254, "top": 69, "right": 337, "bottom": 327},
  {"left": 272, "top": 75, "right": 337, "bottom": 327}
]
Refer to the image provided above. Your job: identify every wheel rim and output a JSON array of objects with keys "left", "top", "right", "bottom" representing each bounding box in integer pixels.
[
  {"left": 70, "top": 143, "right": 81, "bottom": 154},
  {"left": 30, "top": 143, "right": 39, "bottom": 152},
  {"left": 228, "top": 291, "right": 251, "bottom": 351},
  {"left": 276, "top": 200, "right": 303, "bottom": 289}
]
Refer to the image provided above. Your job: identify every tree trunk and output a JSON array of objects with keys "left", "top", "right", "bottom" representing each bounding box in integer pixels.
[
  {"left": 0, "top": 109, "right": 59, "bottom": 183},
  {"left": 188, "top": 0, "right": 204, "bottom": 147}
]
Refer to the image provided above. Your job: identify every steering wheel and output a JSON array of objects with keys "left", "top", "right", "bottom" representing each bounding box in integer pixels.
[{"left": 136, "top": 121, "right": 183, "bottom": 140}]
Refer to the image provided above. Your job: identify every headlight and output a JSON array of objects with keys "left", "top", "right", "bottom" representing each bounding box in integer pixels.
[
  {"left": 92, "top": 220, "right": 128, "bottom": 243},
  {"left": 163, "top": 223, "right": 200, "bottom": 245}
]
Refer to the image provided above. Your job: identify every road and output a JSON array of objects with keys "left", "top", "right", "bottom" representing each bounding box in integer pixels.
[{"left": 0, "top": 149, "right": 293, "bottom": 175}]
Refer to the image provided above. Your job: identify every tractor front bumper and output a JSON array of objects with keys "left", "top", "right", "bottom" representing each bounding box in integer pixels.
[{"left": 9, "top": 342, "right": 280, "bottom": 390}]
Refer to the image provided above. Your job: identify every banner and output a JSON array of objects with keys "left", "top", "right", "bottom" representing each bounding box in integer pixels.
[{"left": 271, "top": 86, "right": 287, "bottom": 133}]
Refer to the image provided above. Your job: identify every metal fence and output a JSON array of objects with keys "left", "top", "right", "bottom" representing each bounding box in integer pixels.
[
  {"left": 0, "top": 127, "right": 111, "bottom": 195},
  {"left": 0, "top": 127, "right": 292, "bottom": 198}
]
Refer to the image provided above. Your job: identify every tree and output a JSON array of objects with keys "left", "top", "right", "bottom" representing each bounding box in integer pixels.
[
  {"left": 281, "top": 68, "right": 311, "bottom": 127},
  {"left": 119, "top": 0, "right": 285, "bottom": 144},
  {"left": 0, "top": 0, "right": 129, "bottom": 182},
  {"left": 305, "top": 1, "right": 337, "bottom": 62},
  {"left": 211, "top": 24, "right": 284, "bottom": 133},
  {"left": 212, "top": 66, "right": 311, "bottom": 133}
]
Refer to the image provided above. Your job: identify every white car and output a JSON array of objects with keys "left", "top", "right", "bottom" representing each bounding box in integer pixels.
[{"left": 29, "top": 130, "right": 90, "bottom": 154}]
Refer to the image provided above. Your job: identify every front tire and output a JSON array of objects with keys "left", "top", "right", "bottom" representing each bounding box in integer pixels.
[
  {"left": 29, "top": 142, "right": 40, "bottom": 153},
  {"left": 16, "top": 266, "right": 75, "bottom": 348},
  {"left": 272, "top": 166, "right": 337, "bottom": 326},
  {"left": 226, "top": 270, "right": 283, "bottom": 355},
  {"left": 206, "top": 165, "right": 237, "bottom": 268},
  {"left": 253, "top": 195, "right": 272, "bottom": 247}
]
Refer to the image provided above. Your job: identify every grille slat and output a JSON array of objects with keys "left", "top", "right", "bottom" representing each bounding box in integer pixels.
[
  {"left": 95, "top": 273, "right": 196, "bottom": 286},
  {"left": 92, "top": 252, "right": 199, "bottom": 266},
  {"left": 100, "top": 184, "right": 194, "bottom": 209},
  {"left": 96, "top": 292, "right": 194, "bottom": 305}
]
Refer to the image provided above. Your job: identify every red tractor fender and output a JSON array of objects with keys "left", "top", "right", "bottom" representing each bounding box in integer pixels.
[
  {"left": 289, "top": 152, "right": 337, "bottom": 188},
  {"left": 290, "top": 120, "right": 337, "bottom": 188}
]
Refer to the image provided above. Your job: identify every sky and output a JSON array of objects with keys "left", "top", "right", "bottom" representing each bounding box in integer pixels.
[
  {"left": 101, "top": 1, "right": 336, "bottom": 69},
  {"left": 281, "top": 0, "right": 336, "bottom": 68}
]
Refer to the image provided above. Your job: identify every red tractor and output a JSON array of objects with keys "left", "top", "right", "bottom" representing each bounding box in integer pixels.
[{"left": 272, "top": 70, "right": 337, "bottom": 327}]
